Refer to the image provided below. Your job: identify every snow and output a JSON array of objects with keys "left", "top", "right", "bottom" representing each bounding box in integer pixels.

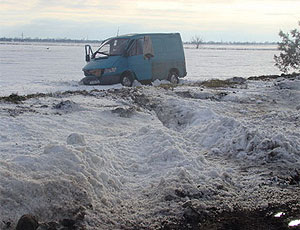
[
  {"left": 0, "top": 42, "right": 299, "bottom": 229},
  {"left": 0, "top": 42, "right": 280, "bottom": 96},
  {"left": 66, "top": 133, "right": 86, "bottom": 146},
  {"left": 1, "top": 77, "right": 300, "bottom": 228},
  {"left": 274, "top": 212, "right": 285, "bottom": 218},
  {"left": 289, "top": 219, "right": 300, "bottom": 227}
]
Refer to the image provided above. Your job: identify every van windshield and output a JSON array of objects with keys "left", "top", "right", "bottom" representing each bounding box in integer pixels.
[{"left": 94, "top": 38, "right": 129, "bottom": 58}]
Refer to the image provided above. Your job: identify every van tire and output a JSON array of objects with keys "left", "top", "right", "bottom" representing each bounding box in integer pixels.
[
  {"left": 168, "top": 71, "right": 179, "bottom": 84},
  {"left": 121, "top": 72, "right": 134, "bottom": 87}
]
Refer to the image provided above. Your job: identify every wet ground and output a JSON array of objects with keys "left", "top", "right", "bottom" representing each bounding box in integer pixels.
[{"left": 160, "top": 201, "right": 300, "bottom": 230}]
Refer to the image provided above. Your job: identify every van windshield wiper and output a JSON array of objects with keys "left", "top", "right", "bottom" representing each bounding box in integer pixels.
[
  {"left": 92, "top": 51, "right": 109, "bottom": 58},
  {"left": 98, "top": 51, "right": 109, "bottom": 56}
]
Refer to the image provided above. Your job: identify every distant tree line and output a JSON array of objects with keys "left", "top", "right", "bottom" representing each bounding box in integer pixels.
[
  {"left": 0, "top": 36, "right": 277, "bottom": 45},
  {"left": 0, "top": 37, "right": 102, "bottom": 43},
  {"left": 188, "top": 34, "right": 277, "bottom": 48},
  {"left": 187, "top": 40, "right": 276, "bottom": 46}
]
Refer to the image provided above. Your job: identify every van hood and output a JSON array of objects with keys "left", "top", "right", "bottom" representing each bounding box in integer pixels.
[{"left": 82, "top": 56, "right": 120, "bottom": 71}]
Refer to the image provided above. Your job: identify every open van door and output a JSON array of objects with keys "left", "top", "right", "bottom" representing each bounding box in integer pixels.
[
  {"left": 127, "top": 36, "right": 154, "bottom": 81},
  {"left": 143, "top": 36, "right": 154, "bottom": 59}
]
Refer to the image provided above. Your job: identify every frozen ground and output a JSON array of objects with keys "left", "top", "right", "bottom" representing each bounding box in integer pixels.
[{"left": 0, "top": 76, "right": 299, "bottom": 229}]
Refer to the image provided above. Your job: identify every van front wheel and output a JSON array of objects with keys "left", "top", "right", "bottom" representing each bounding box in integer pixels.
[
  {"left": 121, "top": 73, "right": 134, "bottom": 87},
  {"left": 168, "top": 72, "right": 179, "bottom": 84}
]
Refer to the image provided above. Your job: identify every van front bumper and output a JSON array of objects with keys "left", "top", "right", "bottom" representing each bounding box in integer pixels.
[{"left": 80, "top": 74, "right": 121, "bottom": 85}]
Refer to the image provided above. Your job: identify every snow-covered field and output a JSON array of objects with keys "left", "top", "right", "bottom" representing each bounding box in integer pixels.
[
  {"left": 0, "top": 43, "right": 299, "bottom": 229},
  {"left": 0, "top": 42, "right": 280, "bottom": 96}
]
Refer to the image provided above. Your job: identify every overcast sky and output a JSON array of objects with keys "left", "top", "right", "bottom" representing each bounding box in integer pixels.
[{"left": 1, "top": 0, "right": 299, "bottom": 42}]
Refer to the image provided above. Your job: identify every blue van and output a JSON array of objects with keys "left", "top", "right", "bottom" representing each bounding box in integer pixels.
[{"left": 81, "top": 33, "right": 187, "bottom": 86}]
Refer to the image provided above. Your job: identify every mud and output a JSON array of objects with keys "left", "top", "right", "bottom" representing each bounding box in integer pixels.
[
  {"left": 160, "top": 201, "right": 300, "bottom": 230},
  {"left": 248, "top": 72, "right": 299, "bottom": 81}
]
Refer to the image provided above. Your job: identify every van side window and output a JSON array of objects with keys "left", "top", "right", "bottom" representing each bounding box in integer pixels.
[
  {"left": 128, "top": 39, "right": 143, "bottom": 56},
  {"left": 128, "top": 41, "right": 137, "bottom": 56},
  {"left": 136, "top": 39, "right": 143, "bottom": 55}
]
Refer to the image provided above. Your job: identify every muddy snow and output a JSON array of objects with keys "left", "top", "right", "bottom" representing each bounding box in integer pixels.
[{"left": 0, "top": 76, "right": 300, "bottom": 229}]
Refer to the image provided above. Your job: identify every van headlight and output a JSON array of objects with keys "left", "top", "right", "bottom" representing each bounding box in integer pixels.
[
  {"left": 104, "top": 67, "right": 116, "bottom": 74},
  {"left": 85, "top": 69, "right": 102, "bottom": 77}
]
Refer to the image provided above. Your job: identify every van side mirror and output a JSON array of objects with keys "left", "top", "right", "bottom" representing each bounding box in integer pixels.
[
  {"left": 143, "top": 36, "right": 154, "bottom": 59},
  {"left": 85, "top": 45, "right": 93, "bottom": 62},
  {"left": 86, "top": 54, "right": 90, "bottom": 62}
]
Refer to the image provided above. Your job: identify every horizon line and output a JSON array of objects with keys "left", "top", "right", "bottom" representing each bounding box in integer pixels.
[{"left": 0, "top": 36, "right": 278, "bottom": 44}]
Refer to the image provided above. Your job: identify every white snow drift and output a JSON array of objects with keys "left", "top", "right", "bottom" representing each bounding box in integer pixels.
[{"left": 0, "top": 77, "right": 299, "bottom": 229}]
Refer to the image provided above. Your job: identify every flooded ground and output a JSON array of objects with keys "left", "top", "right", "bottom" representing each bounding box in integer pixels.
[{"left": 0, "top": 42, "right": 280, "bottom": 96}]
